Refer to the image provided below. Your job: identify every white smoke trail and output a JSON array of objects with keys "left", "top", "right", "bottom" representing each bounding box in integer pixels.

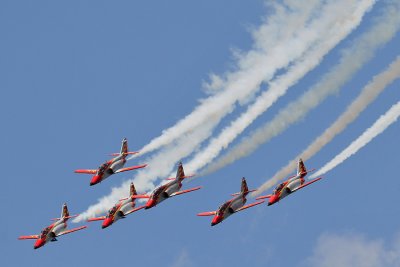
[
  {"left": 185, "top": 0, "right": 375, "bottom": 173},
  {"left": 74, "top": 0, "right": 372, "bottom": 222},
  {"left": 255, "top": 56, "right": 400, "bottom": 194},
  {"left": 130, "top": 0, "right": 355, "bottom": 158},
  {"left": 202, "top": 0, "right": 400, "bottom": 176},
  {"left": 74, "top": 117, "right": 219, "bottom": 221},
  {"left": 75, "top": 1, "right": 321, "bottom": 222},
  {"left": 310, "top": 100, "right": 400, "bottom": 178}
]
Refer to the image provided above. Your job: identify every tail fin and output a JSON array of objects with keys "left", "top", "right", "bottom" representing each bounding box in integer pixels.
[
  {"left": 176, "top": 162, "right": 185, "bottom": 180},
  {"left": 230, "top": 177, "right": 256, "bottom": 196},
  {"left": 130, "top": 182, "right": 137, "bottom": 196},
  {"left": 61, "top": 203, "right": 69, "bottom": 218},
  {"left": 297, "top": 158, "right": 307, "bottom": 176},
  {"left": 240, "top": 177, "right": 249, "bottom": 195},
  {"left": 120, "top": 138, "right": 128, "bottom": 155}
]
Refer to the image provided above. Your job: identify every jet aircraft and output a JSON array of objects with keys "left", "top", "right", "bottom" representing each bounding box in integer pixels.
[
  {"left": 87, "top": 183, "right": 145, "bottom": 228},
  {"left": 256, "top": 158, "right": 322, "bottom": 205},
  {"left": 75, "top": 138, "right": 147, "bottom": 186},
  {"left": 197, "top": 178, "right": 264, "bottom": 226},
  {"left": 18, "top": 203, "right": 87, "bottom": 249},
  {"left": 132, "top": 162, "right": 201, "bottom": 209}
]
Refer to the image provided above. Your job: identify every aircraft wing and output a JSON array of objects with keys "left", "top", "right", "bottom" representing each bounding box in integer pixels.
[
  {"left": 87, "top": 216, "right": 106, "bottom": 222},
  {"left": 74, "top": 169, "right": 97, "bottom": 174},
  {"left": 170, "top": 186, "right": 202, "bottom": 197},
  {"left": 255, "top": 194, "right": 272, "bottom": 200},
  {"left": 235, "top": 200, "right": 265, "bottom": 212},
  {"left": 197, "top": 211, "right": 217, "bottom": 216},
  {"left": 114, "top": 164, "right": 147, "bottom": 173},
  {"left": 124, "top": 205, "right": 145, "bottom": 216},
  {"left": 18, "top": 235, "right": 39, "bottom": 240},
  {"left": 293, "top": 177, "right": 322, "bottom": 192},
  {"left": 57, "top": 226, "right": 87, "bottom": 236}
]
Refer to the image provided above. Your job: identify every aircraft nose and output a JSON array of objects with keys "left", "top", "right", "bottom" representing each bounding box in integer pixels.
[
  {"left": 34, "top": 239, "right": 45, "bottom": 249},
  {"left": 90, "top": 175, "right": 101, "bottom": 186},
  {"left": 211, "top": 216, "right": 222, "bottom": 226},
  {"left": 145, "top": 199, "right": 155, "bottom": 209},
  {"left": 102, "top": 218, "right": 113, "bottom": 229},
  {"left": 268, "top": 195, "right": 278, "bottom": 206}
]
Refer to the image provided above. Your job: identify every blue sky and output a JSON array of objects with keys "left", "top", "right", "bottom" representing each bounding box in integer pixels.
[{"left": 2, "top": 1, "right": 399, "bottom": 266}]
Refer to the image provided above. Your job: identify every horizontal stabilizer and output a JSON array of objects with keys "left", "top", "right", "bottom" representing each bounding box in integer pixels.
[
  {"left": 74, "top": 169, "right": 97, "bottom": 174},
  {"left": 51, "top": 214, "right": 79, "bottom": 221},
  {"left": 115, "top": 164, "right": 147, "bottom": 173},
  {"left": 87, "top": 216, "right": 106, "bottom": 222},
  {"left": 298, "top": 168, "right": 316, "bottom": 177},
  {"left": 165, "top": 175, "right": 195, "bottom": 181},
  {"left": 124, "top": 205, "right": 145, "bottom": 215},
  {"left": 235, "top": 200, "right": 265, "bottom": 212},
  {"left": 231, "top": 189, "right": 257, "bottom": 196},
  {"left": 131, "top": 194, "right": 150, "bottom": 199},
  {"left": 18, "top": 235, "right": 39, "bottom": 240},
  {"left": 170, "top": 186, "right": 202, "bottom": 197},
  {"left": 256, "top": 194, "right": 272, "bottom": 200},
  {"left": 293, "top": 177, "right": 322, "bottom": 192},
  {"left": 57, "top": 226, "right": 87, "bottom": 236},
  {"left": 109, "top": 151, "right": 139, "bottom": 156},
  {"left": 197, "top": 211, "right": 216, "bottom": 216}
]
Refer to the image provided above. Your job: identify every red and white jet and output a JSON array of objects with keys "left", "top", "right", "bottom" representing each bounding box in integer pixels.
[
  {"left": 75, "top": 138, "right": 147, "bottom": 186},
  {"left": 256, "top": 158, "right": 322, "bottom": 206},
  {"left": 87, "top": 183, "right": 145, "bottom": 229},
  {"left": 197, "top": 178, "right": 264, "bottom": 226},
  {"left": 18, "top": 203, "right": 87, "bottom": 249},
  {"left": 133, "top": 162, "right": 201, "bottom": 209}
]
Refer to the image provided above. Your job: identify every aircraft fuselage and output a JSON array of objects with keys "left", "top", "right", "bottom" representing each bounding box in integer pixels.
[
  {"left": 34, "top": 218, "right": 67, "bottom": 249},
  {"left": 211, "top": 194, "right": 247, "bottom": 226},
  {"left": 145, "top": 179, "right": 182, "bottom": 209},
  {"left": 269, "top": 176, "right": 305, "bottom": 205},
  {"left": 90, "top": 155, "right": 127, "bottom": 185},
  {"left": 102, "top": 198, "right": 136, "bottom": 228}
]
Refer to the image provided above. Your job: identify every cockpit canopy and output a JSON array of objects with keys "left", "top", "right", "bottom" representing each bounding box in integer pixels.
[
  {"left": 151, "top": 185, "right": 166, "bottom": 199},
  {"left": 274, "top": 183, "right": 284, "bottom": 193},
  {"left": 40, "top": 226, "right": 51, "bottom": 238},
  {"left": 97, "top": 163, "right": 109, "bottom": 174},
  {"left": 106, "top": 205, "right": 118, "bottom": 218},
  {"left": 217, "top": 202, "right": 230, "bottom": 216}
]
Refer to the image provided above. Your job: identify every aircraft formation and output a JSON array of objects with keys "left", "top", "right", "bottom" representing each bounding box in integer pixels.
[{"left": 18, "top": 138, "right": 322, "bottom": 249}]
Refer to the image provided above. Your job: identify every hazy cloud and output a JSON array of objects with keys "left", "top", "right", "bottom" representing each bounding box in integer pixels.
[
  {"left": 303, "top": 232, "right": 400, "bottom": 267},
  {"left": 170, "top": 249, "right": 195, "bottom": 267}
]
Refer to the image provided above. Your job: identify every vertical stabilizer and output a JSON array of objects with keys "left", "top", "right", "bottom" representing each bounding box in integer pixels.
[
  {"left": 130, "top": 182, "right": 137, "bottom": 196},
  {"left": 120, "top": 138, "right": 128, "bottom": 155},
  {"left": 61, "top": 203, "right": 69, "bottom": 218},
  {"left": 240, "top": 177, "right": 249, "bottom": 195},
  {"left": 297, "top": 158, "right": 307, "bottom": 176},
  {"left": 176, "top": 162, "right": 185, "bottom": 179}
]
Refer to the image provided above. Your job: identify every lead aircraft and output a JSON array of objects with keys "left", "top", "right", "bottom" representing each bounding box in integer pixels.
[
  {"left": 197, "top": 178, "right": 264, "bottom": 226},
  {"left": 133, "top": 162, "right": 201, "bottom": 209},
  {"left": 18, "top": 203, "right": 87, "bottom": 249},
  {"left": 87, "top": 183, "right": 145, "bottom": 228},
  {"left": 256, "top": 158, "right": 322, "bottom": 205},
  {"left": 75, "top": 138, "right": 147, "bottom": 186}
]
